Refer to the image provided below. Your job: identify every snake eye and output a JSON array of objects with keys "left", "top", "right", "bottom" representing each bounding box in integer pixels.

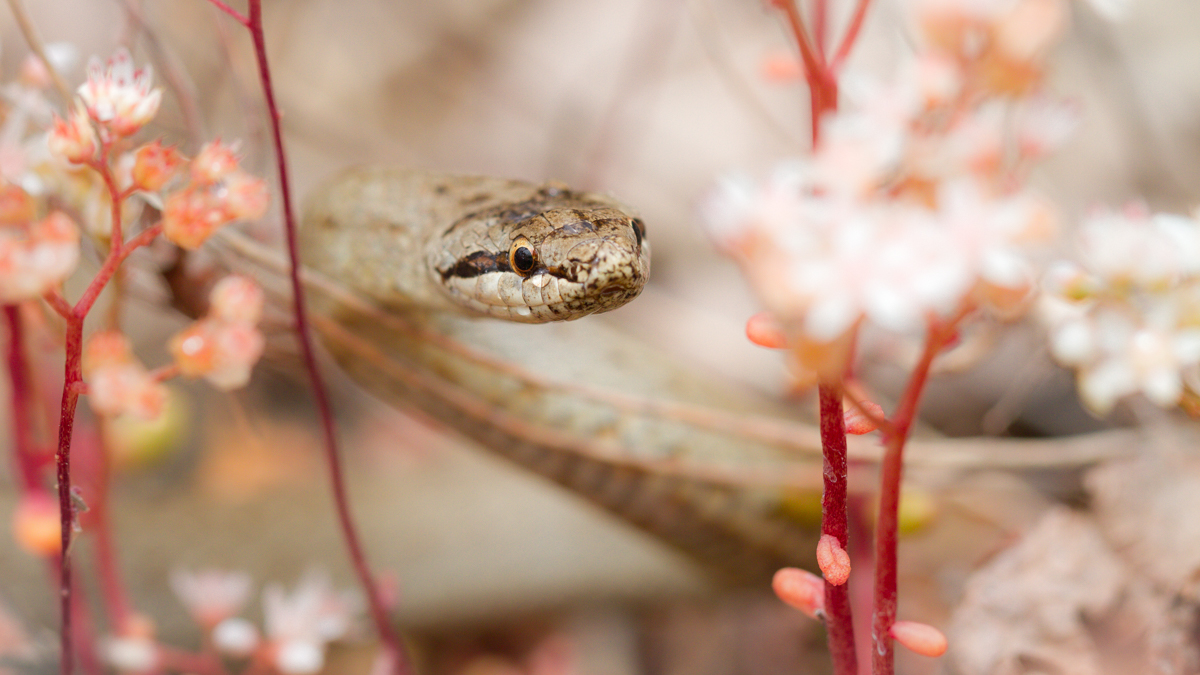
[
  {"left": 630, "top": 218, "right": 646, "bottom": 246},
  {"left": 509, "top": 237, "right": 537, "bottom": 275}
]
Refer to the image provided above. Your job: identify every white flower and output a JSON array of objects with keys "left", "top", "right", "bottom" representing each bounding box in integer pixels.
[
  {"left": 104, "top": 635, "right": 157, "bottom": 673},
  {"left": 1042, "top": 208, "right": 1200, "bottom": 414},
  {"left": 212, "top": 617, "right": 260, "bottom": 657},
  {"left": 170, "top": 569, "right": 252, "bottom": 626},
  {"left": 262, "top": 571, "right": 362, "bottom": 674},
  {"left": 0, "top": 211, "right": 80, "bottom": 303},
  {"left": 77, "top": 48, "right": 162, "bottom": 137}
]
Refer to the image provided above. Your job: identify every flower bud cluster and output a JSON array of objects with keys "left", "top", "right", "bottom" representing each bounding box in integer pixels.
[
  {"left": 169, "top": 275, "right": 266, "bottom": 390},
  {"left": 701, "top": 1, "right": 1074, "bottom": 380},
  {"left": 0, "top": 185, "right": 80, "bottom": 303},
  {"left": 161, "top": 141, "right": 270, "bottom": 250},
  {"left": 1041, "top": 207, "right": 1200, "bottom": 414},
  {"left": 83, "top": 331, "right": 167, "bottom": 420}
]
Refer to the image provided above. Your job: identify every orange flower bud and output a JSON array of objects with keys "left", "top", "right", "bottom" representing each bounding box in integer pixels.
[
  {"left": 132, "top": 141, "right": 185, "bottom": 192},
  {"left": 772, "top": 567, "right": 824, "bottom": 619},
  {"left": 815, "top": 534, "right": 851, "bottom": 585},
  {"left": 890, "top": 620, "right": 947, "bottom": 657},
  {"left": 13, "top": 493, "right": 61, "bottom": 556}
]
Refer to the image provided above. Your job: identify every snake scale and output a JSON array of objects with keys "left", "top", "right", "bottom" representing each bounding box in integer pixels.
[{"left": 295, "top": 167, "right": 822, "bottom": 585}]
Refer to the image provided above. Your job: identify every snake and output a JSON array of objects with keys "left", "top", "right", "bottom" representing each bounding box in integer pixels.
[
  {"left": 268, "top": 167, "right": 1133, "bottom": 587},
  {"left": 287, "top": 167, "right": 829, "bottom": 585},
  {"left": 298, "top": 167, "right": 650, "bottom": 323}
]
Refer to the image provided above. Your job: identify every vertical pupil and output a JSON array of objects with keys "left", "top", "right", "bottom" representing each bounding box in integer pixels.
[{"left": 513, "top": 246, "right": 535, "bottom": 272}]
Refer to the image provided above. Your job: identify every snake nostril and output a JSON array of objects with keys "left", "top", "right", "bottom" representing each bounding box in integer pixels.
[{"left": 599, "top": 285, "right": 624, "bottom": 298}]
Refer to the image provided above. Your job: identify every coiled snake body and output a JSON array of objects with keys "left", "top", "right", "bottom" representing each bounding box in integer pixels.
[{"left": 297, "top": 168, "right": 819, "bottom": 585}]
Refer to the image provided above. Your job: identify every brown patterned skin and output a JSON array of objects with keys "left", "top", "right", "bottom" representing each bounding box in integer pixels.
[{"left": 300, "top": 167, "right": 649, "bottom": 322}]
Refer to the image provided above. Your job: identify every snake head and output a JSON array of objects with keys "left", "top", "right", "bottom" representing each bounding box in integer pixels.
[{"left": 430, "top": 192, "right": 650, "bottom": 322}]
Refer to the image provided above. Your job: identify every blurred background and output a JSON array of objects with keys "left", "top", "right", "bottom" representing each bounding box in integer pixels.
[{"left": 2, "top": 0, "right": 1200, "bottom": 673}]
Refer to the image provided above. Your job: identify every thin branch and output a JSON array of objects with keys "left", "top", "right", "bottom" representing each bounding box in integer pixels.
[
  {"left": 236, "top": 2, "right": 412, "bottom": 672},
  {"left": 769, "top": 0, "right": 837, "bottom": 145},
  {"left": 870, "top": 310, "right": 966, "bottom": 675},
  {"left": 4, "top": 305, "right": 42, "bottom": 489},
  {"left": 206, "top": 0, "right": 248, "bottom": 26},
  {"left": 4, "top": 0, "right": 72, "bottom": 102},
  {"left": 831, "top": 0, "right": 873, "bottom": 72},
  {"left": 818, "top": 382, "right": 856, "bottom": 675}
]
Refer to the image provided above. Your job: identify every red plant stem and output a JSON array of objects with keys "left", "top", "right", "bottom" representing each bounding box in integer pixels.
[
  {"left": 814, "top": 0, "right": 828, "bottom": 54},
  {"left": 4, "top": 305, "right": 43, "bottom": 490},
  {"left": 53, "top": 159, "right": 161, "bottom": 675},
  {"left": 239, "top": 2, "right": 411, "bottom": 672},
  {"left": 818, "top": 382, "right": 857, "bottom": 675},
  {"left": 771, "top": 1, "right": 837, "bottom": 146},
  {"left": 870, "top": 314, "right": 961, "bottom": 675},
  {"left": 831, "top": 0, "right": 874, "bottom": 72},
  {"left": 205, "top": 0, "right": 248, "bottom": 26},
  {"left": 54, "top": 313, "right": 83, "bottom": 675},
  {"left": 91, "top": 426, "right": 134, "bottom": 632}
]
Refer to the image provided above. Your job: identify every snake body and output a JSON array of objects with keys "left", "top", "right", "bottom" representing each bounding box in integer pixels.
[{"left": 297, "top": 168, "right": 821, "bottom": 585}]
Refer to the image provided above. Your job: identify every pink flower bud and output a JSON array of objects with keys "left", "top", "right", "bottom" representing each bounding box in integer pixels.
[
  {"left": 0, "top": 211, "right": 81, "bottom": 303},
  {"left": 745, "top": 311, "right": 788, "bottom": 349},
  {"left": 0, "top": 184, "right": 36, "bottom": 225},
  {"left": 210, "top": 275, "right": 264, "bottom": 324},
  {"left": 815, "top": 534, "right": 851, "bottom": 585},
  {"left": 162, "top": 187, "right": 230, "bottom": 250},
  {"left": 191, "top": 141, "right": 241, "bottom": 185},
  {"left": 169, "top": 319, "right": 264, "bottom": 390},
  {"left": 47, "top": 103, "right": 97, "bottom": 165},
  {"left": 13, "top": 492, "right": 61, "bottom": 556},
  {"left": 772, "top": 567, "right": 825, "bottom": 619},
  {"left": 889, "top": 620, "right": 947, "bottom": 657},
  {"left": 132, "top": 140, "right": 185, "bottom": 192},
  {"left": 84, "top": 331, "right": 166, "bottom": 420},
  {"left": 221, "top": 171, "right": 270, "bottom": 221}
]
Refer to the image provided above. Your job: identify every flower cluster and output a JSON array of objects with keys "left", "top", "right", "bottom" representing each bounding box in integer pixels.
[
  {"left": 0, "top": 191, "right": 80, "bottom": 303},
  {"left": 1040, "top": 207, "right": 1200, "bottom": 414},
  {"left": 161, "top": 570, "right": 363, "bottom": 675},
  {"left": 701, "top": 0, "right": 1075, "bottom": 380},
  {"left": 45, "top": 50, "right": 269, "bottom": 250},
  {"left": 169, "top": 275, "right": 266, "bottom": 390},
  {"left": 83, "top": 331, "right": 167, "bottom": 420},
  {"left": 161, "top": 141, "right": 269, "bottom": 250}
]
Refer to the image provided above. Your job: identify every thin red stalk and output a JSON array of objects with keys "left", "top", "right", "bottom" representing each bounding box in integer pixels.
[
  {"left": 66, "top": 573, "right": 102, "bottom": 675},
  {"left": 5, "top": 305, "right": 42, "bottom": 489},
  {"left": 45, "top": 290, "right": 72, "bottom": 320},
  {"left": 870, "top": 314, "right": 961, "bottom": 675},
  {"left": 830, "top": 0, "right": 873, "bottom": 72},
  {"left": 773, "top": 3, "right": 855, "bottom": 671},
  {"left": 54, "top": 314, "right": 83, "bottom": 675},
  {"left": 771, "top": 0, "right": 837, "bottom": 145},
  {"left": 54, "top": 146, "right": 158, "bottom": 675},
  {"left": 91, "top": 425, "right": 134, "bottom": 632},
  {"left": 73, "top": 224, "right": 163, "bottom": 320},
  {"left": 814, "top": 0, "right": 828, "bottom": 55},
  {"left": 818, "top": 382, "right": 856, "bottom": 675},
  {"left": 204, "top": 0, "right": 247, "bottom": 26},
  {"left": 239, "top": 3, "right": 411, "bottom": 672}
]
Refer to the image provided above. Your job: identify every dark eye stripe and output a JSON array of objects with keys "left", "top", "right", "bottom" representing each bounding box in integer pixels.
[{"left": 438, "top": 250, "right": 508, "bottom": 280}]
